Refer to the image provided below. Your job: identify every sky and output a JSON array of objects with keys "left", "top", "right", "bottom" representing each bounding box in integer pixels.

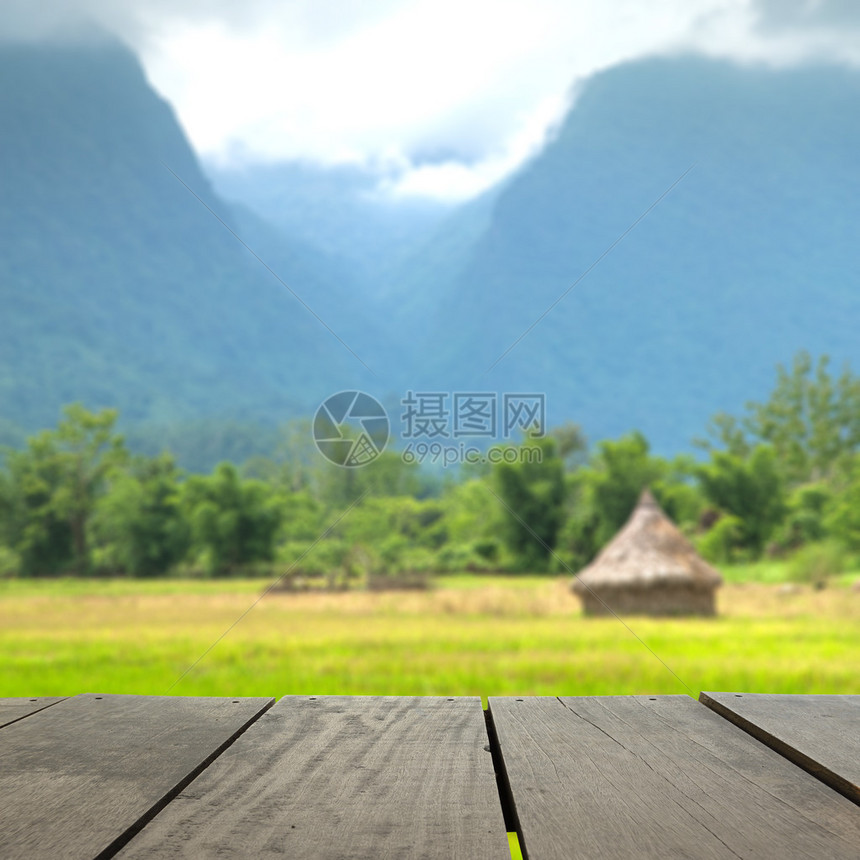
[{"left": 2, "top": 0, "right": 860, "bottom": 200}]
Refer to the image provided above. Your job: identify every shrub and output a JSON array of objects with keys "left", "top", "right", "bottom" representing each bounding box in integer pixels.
[
  {"left": 787, "top": 540, "right": 847, "bottom": 589},
  {"left": 0, "top": 545, "right": 20, "bottom": 578},
  {"left": 697, "top": 515, "right": 744, "bottom": 564},
  {"left": 771, "top": 482, "right": 832, "bottom": 553},
  {"left": 436, "top": 542, "right": 497, "bottom": 573}
]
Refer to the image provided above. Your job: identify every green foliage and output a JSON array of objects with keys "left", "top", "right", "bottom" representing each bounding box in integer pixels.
[
  {"left": 551, "top": 471, "right": 599, "bottom": 573},
  {"left": 772, "top": 482, "right": 833, "bottom": 552},
  {"left": 494, "top": 438, "right": 565, "bottom": 571},
  {"left": 431, "top": 540, "right": 507, "bottom": 573},
  {"left": 552, "top": 440, "right": 700, "bottom": 574},
  {"left": 341, "top": 496, "right": 447, "bottom": 551},
  {"left": 697, "top": 515, "right": 744, "bottom": 564},
  {"left": 1, "top": 405, "right": 125, "bottom": 576},
  {"left": 277, "top": 539, "right": 369, "bottom": 589},
  {"left": 0, "top": 544, "right": 19, "bottom": 578},
  {"left": 318, "top": 451, "right": 428, "bottom": 508},
  {"left": 275, "top": 490, "right": 324, "bottom": 543},
  {"left": 745, "top": 353, "right": 860, "bottom": 483},
  {"left": 693, "top": 351, "right": 860, "bottom": 563},
  {"left": 652, "top": 455, "right": 705, "bottom": 527},
  {"left": 182, "top": 463, "right": 282, "bottom": 576},
  {"left": 586, "top": 432, "right": 669, "bottom": 546},
  {"left": 702, "top": 352, "right": 860, "bottom": 485},
  {"left": 697, "top": 413, "right": 751, "bottom": 459},
  {"left": 787, "top": 541, "right": 847, "bottom": 589},
  {"left": 437, "top": 479, "right": 500, "bottom": 545},
  {"left": 696, "top": 446, "right": 786, "bottom": 554},
  {"left": 4, "top": 350, "right": 860, "bottom": 582},
  {"left": 92, "top": 454, "right": 189, "bottom": 577},
  {"left": 823, "top": 454, "right": 860, "bottom": 551}
]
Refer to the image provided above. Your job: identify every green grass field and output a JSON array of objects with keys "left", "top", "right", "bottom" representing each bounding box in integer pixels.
[{"left": 2, "top": 571, "right": 858, "bottom": 700}]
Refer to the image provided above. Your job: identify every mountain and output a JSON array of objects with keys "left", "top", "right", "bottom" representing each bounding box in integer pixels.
[
  {"left": 206, "top": 160, "right": 454, "bottom": 300},
  {"left": 208, "top": 158, "right": 502, "bottom": 361},
  {"left": 398, "top": 56, "right": 860, "bottom": 452},
  {"left": 4, "top": 43, "right": 860, "bottom": 463},
  {"left": 0, "top": 38, "right": 378, "bottom": 461}
]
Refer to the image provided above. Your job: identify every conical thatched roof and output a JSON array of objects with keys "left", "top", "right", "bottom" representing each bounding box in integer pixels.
[{"left": 572, "top": 489, "right": 722, "bottom": 593}]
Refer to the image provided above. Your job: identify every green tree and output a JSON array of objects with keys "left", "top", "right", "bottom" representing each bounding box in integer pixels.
[
  {"left": 551, "top": 469, "right": 600, "bottom": 572},
  {"left": 92, "top": 454, "right": 189, "bottom": 577},
  {"left": 824, "top": 454, "right": 860, "bottom": 551},
  {"left": 319, "top": 450, "right": 428, "bottom": 508},
  {"left": 652, "top": 455, "right": 706, "bottom": 529},
  {"left": 428, "top": 478, "right": 507, "bottom": 571},
  {"left": 696, "top": 446, "right": 786, "bottom": 555},
  {"left": 587, "top": 432, "right": 668, "bottom": 547},
  {"left": 772, "top": 482, "right": 832, "bottom": 551},
  {"left": 697, "top": 514, "right": 744, "bottom": 564},
  {"left": 183, "top": 462, "right": 282, "bottom": 575},
  {"left": 552, "top": 432, "right": 685, "bottom": 573},
  {"left": 701, "top": 352, "right": 860, "bottom": 484},
  {"left": 1, "top": 405, "right": 125, "bottom": 575},
  {"left": 696, "top": 412, "right": 751, "bottom": 459},
  {"left": 745, "top": 352, "right": 860, "bottom": 482},
  {"left": 494, "top": 437, "right": 565, "bottom": 571}
]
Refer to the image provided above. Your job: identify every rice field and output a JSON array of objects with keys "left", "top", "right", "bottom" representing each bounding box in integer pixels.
[{"left": 2, "top": 574, "right": 858, "bottom": 701}]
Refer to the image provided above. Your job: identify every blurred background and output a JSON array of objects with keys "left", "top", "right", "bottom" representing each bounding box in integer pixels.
[{"left": 0, "top": 0, "right": 858, "bottom": 699}]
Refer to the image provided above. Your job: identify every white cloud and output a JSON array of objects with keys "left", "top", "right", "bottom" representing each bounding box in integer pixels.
[
  {"left": 3, "top": 0, "right": 859, "bottom": 200},
  {"left": 138, "top": 0, "right": 733, "bottom": 199}
]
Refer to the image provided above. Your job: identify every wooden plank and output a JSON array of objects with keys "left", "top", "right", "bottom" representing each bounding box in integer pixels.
[
  {"left": 0, "top": 693, "right": 274, "bottom": 859},
  {"left": 700, "top": 691, "right": 860, "bottom": 804},
  {"left": 118, "top": 696, "right": 510, "bottom": 859},
  {"left": 489, "top": 695, "right": 860, "bottom": 860},
  {"left": 0, "top": 696, "right": 66, "bottom": 729}
]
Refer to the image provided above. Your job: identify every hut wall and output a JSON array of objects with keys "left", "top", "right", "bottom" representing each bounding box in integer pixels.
[{"left": 579, "top": 584, "right": 717, "bottom": 617}]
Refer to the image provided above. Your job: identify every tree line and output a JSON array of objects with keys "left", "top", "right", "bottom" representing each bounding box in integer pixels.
[{"left": 2, "top": 351, "right": 859, "bottom": 583}]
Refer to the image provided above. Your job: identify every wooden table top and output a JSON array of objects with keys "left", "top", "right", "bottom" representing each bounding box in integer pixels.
[{"left": 0, "top": 693, "right": 857, "bottom": 858}]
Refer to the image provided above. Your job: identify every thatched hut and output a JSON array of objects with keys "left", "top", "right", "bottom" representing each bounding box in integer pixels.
[{"left": 572, "top": 489, "right": 722, "bottom": 616}]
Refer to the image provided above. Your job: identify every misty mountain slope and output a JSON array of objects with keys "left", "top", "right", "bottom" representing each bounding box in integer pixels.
[
  {"left": 0, "top": 39, "right": 373, "bottom": 439},
  {"left": 209, "top": 159, "right": 503, "bottom": 360},
  {"left": 206, "top": 160, "right": 454, "bottom": 298},
  {"left": 376, "top": 186, "right": 500, "bottom": 330},
  {"left": 4, "top": 41, "right": 860, "bottom": 460},
  {"left": 410, "top": 56, "right": 860, "bottom": 451},
  {"left": 223, "top": 201, "right": 410, "bottom": 376}
]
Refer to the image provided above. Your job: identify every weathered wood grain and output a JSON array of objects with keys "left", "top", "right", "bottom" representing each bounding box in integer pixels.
[
  {"left": 700, "top": 691, "right": 860, "bottom": 804},
  {"left": 0, "top": 693, "right": 274, "bottom": 859},
  {"left": 489, "top": 695, "right": 860, "bottom": 859},
  {"left": 0, "top": 696, "right": 66, "bottom": 729},
  {"left": 118, "top": 696, "right": 509, "bottom": 859}
]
